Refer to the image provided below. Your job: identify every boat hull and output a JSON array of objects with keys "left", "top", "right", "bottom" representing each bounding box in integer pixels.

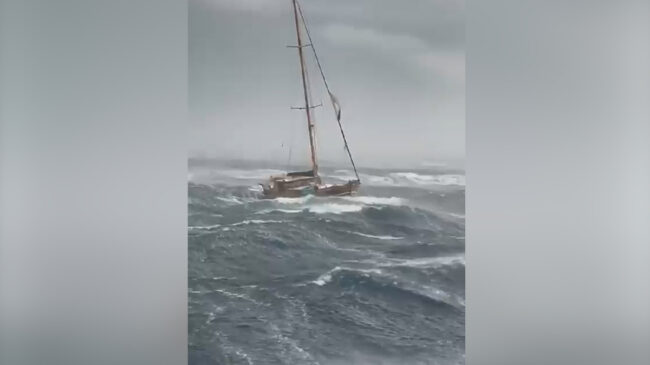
[
  {"left": 261, "top": 178, "right": 360, "bottom": 199},
  {"left": 314, "top": 181, "right": 360, "bottom": 197}
]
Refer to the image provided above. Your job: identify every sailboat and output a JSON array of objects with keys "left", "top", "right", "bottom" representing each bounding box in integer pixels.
[{"left": 261, "top": 0, "right": 361, "bottom": 199}]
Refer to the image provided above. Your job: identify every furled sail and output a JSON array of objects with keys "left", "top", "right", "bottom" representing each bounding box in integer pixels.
[
  {"left": 329, "top": 91, "right": 341, "bottom": 121},
  {"left": 296, "top": 0, "right": 359, "bottom": 182}
]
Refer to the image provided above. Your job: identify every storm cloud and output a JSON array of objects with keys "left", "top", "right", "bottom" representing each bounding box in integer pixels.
[{"left": 190, "top": 0, "right": 465, "bottom": 168}]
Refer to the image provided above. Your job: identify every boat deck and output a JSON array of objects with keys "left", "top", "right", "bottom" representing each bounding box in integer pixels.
[{"left": 261, "top": 174, "right": 360, "bottom": 199}]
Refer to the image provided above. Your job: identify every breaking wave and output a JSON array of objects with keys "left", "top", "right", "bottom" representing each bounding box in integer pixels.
[
  {"left": 275, "top": 196, "right": 314, "bottom": 205},
  {"left": 310, "top": 265, "right": 464, "bottom": 309},
  {"left": 327, "top": 170, "right": 465, "bottom": 187},
  {"left": 340, "top": 196, "right": 406, "bottom": 206},
  {"left": 311, "top": 266, "right": 383, "bottom": 286},
  {"left": 254, "top": 194, "right": 410, "bottom": 216},
  {"left": 389, "top": 172, "right": 465, "bottom": 187}
]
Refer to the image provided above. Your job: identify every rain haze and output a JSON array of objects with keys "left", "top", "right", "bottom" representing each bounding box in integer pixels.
[{"left": 190, "top": 0, "right": 465, "bottom": 169}]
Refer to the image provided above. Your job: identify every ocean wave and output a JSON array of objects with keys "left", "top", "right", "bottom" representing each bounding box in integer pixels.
[
  {"left": 272, "top": 195, "right": 404, "bottom": 209},
  {"left": 188, "top": 223, "right": 221, "bottom": 231},
  {"left": 190, "top": 219, "right": 285, "bottom": 232},
  {"left": 213, "top": 289, "right": 265, "bottom": 306},
  {"left": 218, "top": 168, "right": 285, "bottom": 180},
  {"left": 268, "top": 323, "right": 316, "bottom": 363},
  {"left": 389, "top": 172, "right": 465, "bottom": 187},
  {"left": 189, "top": 163, "right": 465, "bottom": 362},
  {"left": 407, "top": 283, "right": 465, "bottom": 308},
  {"left": 257, "top": 208, "right": 303, "bottom": 214},
  {"left": 375, "top": 255, "right": 466, "bottom": 269},
  {"left": 257, "top": 195, "right": 408, "bottom": 218},
  {"left": 312, "top": 266, "right": 383, "bottom": 286},
  {"left": 308, "top": 203, "right": 363, "bottom": 214},
  {"left": 326, "top": 170, "right": 465, "bottom": 187},
  {"left": 257, "top": 203, "right": 363, "bottom": 215},
  {"left": 248, "top": 185, "right": 263, "bottom": 192},
  {"left": 310, "top": 265, "right": 464, "bottom": 309},
  {"left": 230, "top": 219, "right": 285, "bottom": 226},
  {"left": 275, "top": 196, "right": 314, "bottom": 205},
  {"left": 348, "top": 231, "right": 404, "bottom": 240},
  {"left": 216, "top": 196, "right": 244, "bottom": 205},
  {"left": 340, "top": 196, "right": 405, "bottom": 206}
]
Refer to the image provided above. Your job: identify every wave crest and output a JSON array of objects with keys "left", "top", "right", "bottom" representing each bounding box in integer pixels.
[
  {"left": 310, "top": 265, "right": 464, "bottom": 309},
  {"left": 341, "top": 196, "right": 405, "bottom": 206},
  {"left": 258, "top": 203, "right": 363, "bottom": 215},
  {"left": 326, "top": 170, "right": 465, "bottom": 187}
]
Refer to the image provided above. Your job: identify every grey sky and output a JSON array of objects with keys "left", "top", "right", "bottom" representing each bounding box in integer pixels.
[{"left": 190, "top": 0, "right": 465, "bottom": 168}]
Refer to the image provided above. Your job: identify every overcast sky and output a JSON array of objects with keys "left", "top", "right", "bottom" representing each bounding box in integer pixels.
[{"left": 190, "top": 0, "right": 465, "bottom": 168}]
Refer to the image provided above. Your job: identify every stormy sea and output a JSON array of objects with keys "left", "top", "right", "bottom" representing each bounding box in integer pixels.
[{"left": 188, "top": 159, "right": 465, "bottom": 365}]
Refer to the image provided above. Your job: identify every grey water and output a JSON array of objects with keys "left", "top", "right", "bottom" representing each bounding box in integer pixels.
[{"left": 188, "top": 159, "right": 465, "bottom": 365}]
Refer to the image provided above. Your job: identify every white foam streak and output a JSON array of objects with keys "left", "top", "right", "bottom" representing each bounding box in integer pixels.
[
  {"left": 312, "top": 266, "right": 383, "bottom": 286},
  {"left": 230, "top": 219, "right": 284, "bottom": 226},
  {"left": 389, "top": 172, "right": 466, "bottom": 186},
  {"left": 349, "top": 231, "right": 404, "bottom": 240},
  {"left": 327, "top": 170, "right": 465, "bottom": 187},
  {"left": 216, "top": 196, "right": 243, "bottom": 204},
  {"left": 214, "top": 289, "right": 264, "bottom": 306},
  {"left": 188, "top": 223, "right": 221, "bottom": 231},
  {"left": 307, "top": 203, "right": 363, "bottom": 214},
  {"left": 257, "top": 203, "right": 363, "bottom": 215},
  {"left": 377, "top": 255, "right": 466, "bottom": 269},
  {"left": 275, "top": 196, "right": 313, "bottom": 204},
  {"left": 248, "top": 185, "right": 263, "bottom": 192},
  {"left": 341, "top": 196, "right": 405, "bottom": 206}
]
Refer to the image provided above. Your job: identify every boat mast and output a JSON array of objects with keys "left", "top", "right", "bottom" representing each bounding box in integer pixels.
[
  {"left": 296, "top": 1, "right": 360, "bottom": 182},
  {"left": 291, "top": 0, "right": 318, "bottom": 176}
]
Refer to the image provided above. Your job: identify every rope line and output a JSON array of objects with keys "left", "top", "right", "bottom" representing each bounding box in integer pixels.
[{"left": 296, "top": 0, "right": 360, "bottom": 182}]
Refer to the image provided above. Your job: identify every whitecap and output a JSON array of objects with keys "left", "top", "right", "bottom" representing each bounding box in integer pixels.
[
  {"left": 341, "top": 196, "right": 405, "bottom": 206},
  {"left": 216, "top": 196, "right": 243, "bottom": 204},
  {"left": 390, "top": 172, "right": 466, "bottom": 186},
  {"left": 409, "top": 284, "right": 465, "bottom": 308},
  {"left": 312, "top": 272, "right": 333, "bottom": 286},
  {"left": 311, "top": 266, "right": 383, "bottom": 286},
  {"left": 275, "top": 195, "right": 313, "bottom": 204},
  {"left": 307, "top": 203, "right": 363, "bottom": 214},
  {"left": 327, "top": 171, "right": 466, "bottom": 187}
]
